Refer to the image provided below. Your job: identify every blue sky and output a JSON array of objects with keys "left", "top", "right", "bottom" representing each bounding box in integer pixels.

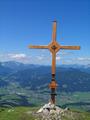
[{"left": 0, "top": 0, "right": 90, "bottom": 65}]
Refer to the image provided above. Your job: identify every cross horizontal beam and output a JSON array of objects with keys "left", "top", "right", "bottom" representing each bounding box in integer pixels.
[
  {"left": 28, "top": 45, "right": 48, "bottom": 49},
  {"left": 60, "top": 45, "right": 80, "bottom": 50},
  {"left": 29, "top": 44, "right": 80, "bottom": 53}
]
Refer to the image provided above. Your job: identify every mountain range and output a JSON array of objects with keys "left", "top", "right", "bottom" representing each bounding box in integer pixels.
[{"left": 0, "top": 61, "right": 90, "bottom": 92}]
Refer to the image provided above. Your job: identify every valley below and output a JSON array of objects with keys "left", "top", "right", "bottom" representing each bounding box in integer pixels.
[{"left": 0, "top": 61, "right": 90, "bottom": 119}]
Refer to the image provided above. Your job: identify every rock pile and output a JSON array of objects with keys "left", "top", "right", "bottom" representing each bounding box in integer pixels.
[
  {"left": 35, "top": 102, "right": 68, "bottom": 120},
  {"left": 26, "top": 102, "right": 85, "bottom": 120}
]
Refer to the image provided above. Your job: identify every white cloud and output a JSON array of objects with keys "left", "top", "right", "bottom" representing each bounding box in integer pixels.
[
  {"left": 37, "top": 56, "right": 44, "bottom": 60},
  {"left": 9, "top": 53, "right": 26, "bottom": 59},
  {"left": 56, "top": 56, "right": 60, "bottom": 61},
  {"left": 77, "top": 57, "right": 90, "bottom": 61},
  {"left": 63, "top": 57, "right": 90, "bottom": 65},
  {"left": 0, "top": 52, "right": 90, "bottom": 65},
  {"left": 59, "top": 51, "right": 73, "bottom": 56},
  {"left": 74, "top": 57, "right": 90, "bottom": 65},
  {"left": 0, "top": 53, "right": 31, "bottom": 63},
  {"left": 55, "top": 56, "right": 90, "bottom": 65}
]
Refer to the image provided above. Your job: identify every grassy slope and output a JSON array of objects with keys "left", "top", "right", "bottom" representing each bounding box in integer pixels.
[
  {"left": 0, "top": 107, "right": 90, "bottom": 120},
  {"left": 0, "top": 107, "right": 37, "bottom": 120}
]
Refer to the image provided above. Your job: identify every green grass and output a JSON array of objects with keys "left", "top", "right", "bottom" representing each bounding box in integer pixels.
[
  {"left": 0, "top": 92, "right": 90, "bottom": 111},
  {"left": 56, "top": 92, "right": 90, "bottom": 111},
  {"left": 0, "top": 91, "right": 90, "bottom": 119},
  {"left": 0, "top": 107, "right": 90, "bottom": 120},
  {"left": 0, "top": 107, "right": 38, "bottom": 120}
]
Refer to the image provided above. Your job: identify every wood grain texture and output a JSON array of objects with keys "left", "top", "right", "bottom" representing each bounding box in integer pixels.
[
  {"left": 28, "top": 45, "right": 48, "bottom": 49},
  {"left": 52, "top": 21, "right": 57, "bottom": 41},
  {"left": 52, "top": 52, "right": 56, "bottom": 75},
  {"left": 60, "top": 46, "right": 80, "bottom": 50}
]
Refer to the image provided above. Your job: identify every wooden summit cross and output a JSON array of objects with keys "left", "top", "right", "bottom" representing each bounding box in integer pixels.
[{"left": 28, "top": 21, "right": 80, "bottom": 104}]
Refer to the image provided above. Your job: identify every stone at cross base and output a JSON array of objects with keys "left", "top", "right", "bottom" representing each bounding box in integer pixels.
[{"left": 28, "top": 21, "right": 80, "bottom": 106}]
